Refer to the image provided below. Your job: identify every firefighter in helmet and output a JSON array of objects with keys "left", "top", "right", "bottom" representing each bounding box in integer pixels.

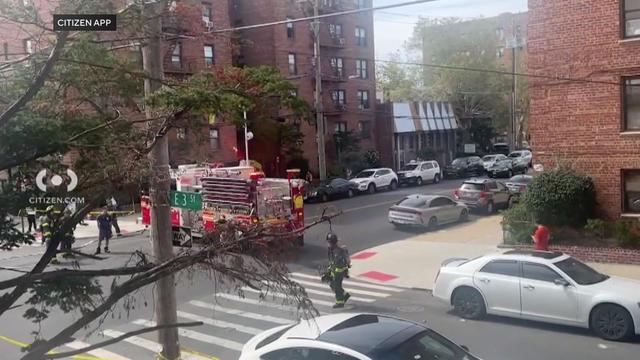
[
  {"left": 40, "top": 205, "right": 56, "bottom": 248},
  {"left": 326, "top": 232, "right": 351, "bottom": 308}
]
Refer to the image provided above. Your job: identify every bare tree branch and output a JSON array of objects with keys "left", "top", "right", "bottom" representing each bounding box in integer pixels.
[
  {"left": 42, "top": 321, "right": 203, "bottom": 359},
  {"left": 0, "top": 31, "right": 69, "bottom": 128}
]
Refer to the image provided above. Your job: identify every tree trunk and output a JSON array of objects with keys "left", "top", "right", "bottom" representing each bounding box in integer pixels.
[{"left": 142, "top": 2, "right": 181, "bottom": 360}]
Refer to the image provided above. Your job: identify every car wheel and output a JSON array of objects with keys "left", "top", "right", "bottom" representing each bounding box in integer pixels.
[
  {"left": 416, "top": 177, "right": 423, "bottom": 186},
  {"left": 590, "top": 304, "right": 635, "bottom": 341},
  {"left": 485, "top": 201, "right": 494, "bottom": 215},
  {"left": 367, "top": 183, "right": 376, "bottom": 194},
  {"left": 427, "top": 216, "right": 438, "bottom": 230},
  {"left": 434, "top": 174, "right": 441, "bottom": 184},
  {"left": 390, "top": 180, "right": 398, "bottom": 191},
  {"left": 321, "top": 193, "right": 329, "bottom": 202},
  {"left": 452, "top": 287, "right": 486, "bottom": 320},
  {"left": 347, "top": 189, "right": 355, "bottom": 198},
  {"left": 459, "top": 209, "right": 469, "bottom": 222}
]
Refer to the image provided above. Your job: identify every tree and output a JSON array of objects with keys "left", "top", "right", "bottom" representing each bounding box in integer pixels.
[{"left": 0, "top": 1, "right": 317, "bottom": 359}]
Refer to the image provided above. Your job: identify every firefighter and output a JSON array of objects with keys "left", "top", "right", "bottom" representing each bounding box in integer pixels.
[
  {"left": 40, "top": 205, "right": 55, "bottom": 247},
  {"left": 326, "top": 232, "right": 351, "bottom": 308}
]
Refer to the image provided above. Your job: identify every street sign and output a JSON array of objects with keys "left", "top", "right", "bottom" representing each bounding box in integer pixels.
[
  {"left": 172, "top": 226, "right": 192, "bottom": 247},
  {"left": 170, "top": 190, "right": 202, "bottom": 210}
]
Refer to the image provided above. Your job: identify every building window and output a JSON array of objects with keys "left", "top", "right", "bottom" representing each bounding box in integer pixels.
[
  {"left": 358, "top": 121, "right": 371, "bottom": 138},
  {"left": 288, "top": 53, "right": 297, "bottom": 74},
  {"left": 176, "top": 128, "right": 187, "bottom": 140},
  {"left": 623, "top": 77, "right": 640, "bottom": 131},
  {"left": 329, "top": 23, "right": 343, "bottom": 38},
  {"left": 202, "top": 2, "right": 212, "bottom": 24},
  {"left": 334, "top": 121, "right": 347, "bottom": 133},
  {"left": 290, "top": 88, "right": 298, "bottom": 97},
  {"left": 286, "top": 17, "right": 294, "bottom": 39},
  {"left": 204, "top": 45, "right": 214, "bottom": 66},
  {"left": 624, "top": 0, "right": 640, "bottom": 38},
  {"left": 355, "top": 27, "right": 367, "bottom": 46},
  {"left": 357, "top": 90, "right": 369, "bottom": 109},
  {"left": 330, "top": 57, "right": 344, "bottom": 77},
  {"left": 209, "top": 128, "right": 219, "bottom": 150},
  {"left": 171, "top": 43, "right": 182, "bottom": 68},
  {"left": 496, "top": 47, "right": 504, "bottom": 59},
  {"left": 355, "top": 0, "right": 367, "bottom": 9},
  {"left": 331, "top": 89, "right": 346, "bottom": 105},
  {"left": 24, "top": 39, "right": 33, "bottom": 54},
  {"left": 356, "top": 59, "right": 368, "bottom": 79},
  {"left": 623, "top": 170, "right": 640, "bottom": 213},
  {"left": 496, "top": 27, "right": 505, "bottom": 40},
  {"left": 3, "top": 43, "right": 7, "bottom": 60}
]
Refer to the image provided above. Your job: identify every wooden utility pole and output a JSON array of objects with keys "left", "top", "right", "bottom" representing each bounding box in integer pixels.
[
  {"left": 142, "top": 2, "right": 181, "bottom": 360},
  {"left": 313, "top": 0, "right": 327, "bottom": 180}
]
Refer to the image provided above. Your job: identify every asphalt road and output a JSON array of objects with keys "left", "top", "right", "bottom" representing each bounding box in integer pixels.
[{"left": 1, "top": 177, "right": 639, "bottom": 359}]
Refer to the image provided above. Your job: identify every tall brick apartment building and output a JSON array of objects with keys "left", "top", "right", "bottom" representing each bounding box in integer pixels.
[
  {"left": 528, "top": 0, "right": 640, "bottom": 219},
  {"left": 232, "top": 0, "right": 377, "bottom": 175}
]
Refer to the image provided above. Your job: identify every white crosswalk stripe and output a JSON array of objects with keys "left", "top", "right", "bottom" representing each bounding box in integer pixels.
[
  {"left": 258, "top": 283, "right": 376, "bottom": 303},
  {"left": 189, "top": 300, "right": 293, "bottom": 325},
  {"left": 177, "top": 310, "right": 263, "bottom": 335},
  {"left": 65, "top": 340, "right": 131, "bottom": 360},
  {"left": 133, "top": 319, "right": 244, "bottom": 352},
  {"left": 282, "top": 278, "right": 390, "bottom": 298},
  {"left": 216, "top": 292, "right": 306, "bottom": 310},
  {"left": 101, "top": 330, "right": 210, "bottom": 360},
  {"left": 289, "top": 272, "right": 403, "bottom": 292},
  {"left": 241, "top": 286, "right": 337, "bottom": 307}
]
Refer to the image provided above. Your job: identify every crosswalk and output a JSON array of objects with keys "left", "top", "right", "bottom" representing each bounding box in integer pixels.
[{"left": 51, "top": 272, "right": 406, "bottom": 360}]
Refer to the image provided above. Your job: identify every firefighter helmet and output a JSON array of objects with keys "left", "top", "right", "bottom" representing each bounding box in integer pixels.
[{"left": 326, "top": 232, "right": 338, "bottom": 244}]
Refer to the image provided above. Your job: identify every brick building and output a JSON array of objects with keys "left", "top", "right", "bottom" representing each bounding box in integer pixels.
[
  {"left": 231, "top": 0, "right": 377, "bottom": 176},
  {"left": 528, "top": 0, "right": 640, "bottom": 219}
]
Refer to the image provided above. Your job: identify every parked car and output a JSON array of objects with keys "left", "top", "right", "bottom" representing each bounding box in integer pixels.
[
  {"left": 305, "top": 178, "right": 358, "bottom": 203},
  {"left": 443, "top": 156, "right": 485, "bottom": 179},
  {"left": 388, "top": 194, "right": 469, "bottom": 230},
  {"left": 350, "top": 168, "right": 398, "bottom": 194},
  {"left": 487, "top": 158, "right": 527, "bottom": 178},
  {"left": 397, "top": 160, "right": 441, "bottom": 186},
  {"left": 482, "top": 154, "right": 507, "bottom": 172},
  {"left": 508, "top": 150, "right": 533, "bottom": 168},
  {"left": 453, "top": 178, "right": 512, "bottom": 214},
  {"left": 433, "top": 250, "right": 640, "bottom": 341},
  {"left": 240, "top": 313, "right": 481, "bottom": 360},
  {"left": 492, "top": 142, "right": 510, "bottom": 155},
  {"left": 505, "top": 174, "right": 534, "bottom": 201}
]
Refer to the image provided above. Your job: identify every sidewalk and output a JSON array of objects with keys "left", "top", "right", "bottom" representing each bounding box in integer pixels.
[{"left": 347, "top": 216, "right": 640, "bottom": 289}]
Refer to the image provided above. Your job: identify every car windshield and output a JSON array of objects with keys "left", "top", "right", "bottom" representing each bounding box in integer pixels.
[
  {"left": 397, "top": 197, "right": 427, "bottom": 208},
  {"left": 555, "top": 257, "right": 610, "bottom": 285},
  {"left": 460, "top": 183, "right": 484, "bottom": 191},
  {"left": 402, "top": 164, "right": 419, "bottom": 171},
  {"left": 495, "top": 158, "right": 511, "bottom": 165},
  {"left": 373, "top": 329, "right": 479, "bottom": 360},
  {"left": 451, "top": 158, "right": 467, "bottom": 166},
  {"left": 482, "top": 155, "right": 496, "bottom": 161},
  {"left": 508, "top": 152, "right": 522, "bottom": 158},
  {"left": 509, "top": 175, "right": 533, "bottom": 183},
  {"left": 355, "top": 170, "right": 375, "bottom": 178}
]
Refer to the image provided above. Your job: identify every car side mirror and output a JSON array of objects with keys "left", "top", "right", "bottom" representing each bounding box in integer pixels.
[
  {"left": 554, "top": 278, "right": 570, "bottom": 287},
  {"left": 460, "top": 345, "right": 470, "bottom": 352},
  {"left": 374, "top": 175, "right": 380, "bottom": 178}
]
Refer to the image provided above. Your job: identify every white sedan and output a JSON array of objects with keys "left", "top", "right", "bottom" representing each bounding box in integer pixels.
[
  {"left": 433, "top": 250, "right": 640, "bottom": 341},
  {"left": 240, "top": 313, "right": 480, "bottom": 360}
]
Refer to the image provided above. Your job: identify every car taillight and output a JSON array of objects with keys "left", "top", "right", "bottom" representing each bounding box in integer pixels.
[
  {"left": 479, "top": 191, "right": 489, "bottom": 199},
  {"left": 453, "top": 190, "right": 460, "bottom": 199}
]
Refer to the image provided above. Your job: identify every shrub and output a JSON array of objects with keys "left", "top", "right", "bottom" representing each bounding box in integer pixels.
[
  {"left": 416, "top": 148, "right": 436, "bottom": 161},
  {"left": 614, "top": 220, "right": 640, "bottom": 248},
  {"left": 523, "top": 166, "right": 596, "bottom": 227},
  {"left": 502, "top": 202, "right": 536, "bottom": 244},
  {"left": 584, "top": 218, "right": 608, "bottom": 240}
]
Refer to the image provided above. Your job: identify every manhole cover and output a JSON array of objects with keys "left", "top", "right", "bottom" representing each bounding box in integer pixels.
[{"left": 396, "top": 305, "right": 425, "bottom": 313}]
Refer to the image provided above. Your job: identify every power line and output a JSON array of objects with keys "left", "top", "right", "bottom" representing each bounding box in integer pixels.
[{"left": 211, "top": 0, "right": 438, "bottom": 33}]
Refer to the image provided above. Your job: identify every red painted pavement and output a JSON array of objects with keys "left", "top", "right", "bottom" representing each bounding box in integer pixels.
[
  {"left": 350, "top": 251, "right": 377, "bottom": 260},
  {"left": 359, "top": 271, "right": 398, "bottom": 282}
]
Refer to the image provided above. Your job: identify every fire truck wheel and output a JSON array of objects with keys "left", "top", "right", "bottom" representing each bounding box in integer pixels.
[{"left": 296, "top": 235, "right": 304, "bottom": 247}]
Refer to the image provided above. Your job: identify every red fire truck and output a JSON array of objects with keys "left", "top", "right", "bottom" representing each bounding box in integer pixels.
[{"left": 142, "top": 164, "right": 305, "bottom": 247}]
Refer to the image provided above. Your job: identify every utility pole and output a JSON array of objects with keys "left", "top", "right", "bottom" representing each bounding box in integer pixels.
[
  {"left": 142, "top": 2, "right": 181, "bottom": 360},
  {"left": 313, "top": 0, "right": 327, "bottom": 180},
  {"left": 507, "top": 20, "right": 523, "bottom": 152},
  {"left": 243, "top": 110, "right": 250, "bottom": 164}
]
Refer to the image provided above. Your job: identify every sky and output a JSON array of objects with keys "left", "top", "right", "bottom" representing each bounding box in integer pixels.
[{"left": 374, "top": 0, "right": 529, "bottom": 58}]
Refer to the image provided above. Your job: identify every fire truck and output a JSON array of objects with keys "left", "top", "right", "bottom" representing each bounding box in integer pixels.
[{"left": 141, "top": 164, "right": 306, "bottom": 248}]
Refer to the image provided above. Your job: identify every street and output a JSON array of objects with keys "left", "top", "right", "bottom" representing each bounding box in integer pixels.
[{"left": 1, "top": 178, "right": 638, "bottom": 360}]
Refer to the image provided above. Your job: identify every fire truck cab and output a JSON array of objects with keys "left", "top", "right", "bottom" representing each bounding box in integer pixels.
[{"left": 142, "top": 164, "right": 305, "bottom": 248}]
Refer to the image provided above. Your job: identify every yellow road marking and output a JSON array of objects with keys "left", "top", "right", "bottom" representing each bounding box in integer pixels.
[
  {"left": 0, "top": 335, "right": 104, "bottom": 360},
  {"left": 182, "top": 347, "right": 220, "bottom": 360}
]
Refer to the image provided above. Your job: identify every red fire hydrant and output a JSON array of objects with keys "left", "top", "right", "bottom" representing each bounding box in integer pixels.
[{"left": 532, "top": 224, "right": 550, "bottom": 251}]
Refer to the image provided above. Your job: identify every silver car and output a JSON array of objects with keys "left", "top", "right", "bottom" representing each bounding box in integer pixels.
[{"left": 388, "top": 195, "right": 469, "bottom": 230}]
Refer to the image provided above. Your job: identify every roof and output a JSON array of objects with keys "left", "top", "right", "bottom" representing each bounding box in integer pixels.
[
  {"left": 393, "top": 101, "right": 459, "bottom": 133},
  {"left": 504, "top": 250, "right": 564, "bottom": 259},
  {"left": 463, "top": 178, "right": 492, "bottom": 184},
  {"left": 282, "top": 313, "right": 357, "bottom": 340},
  {"left": 315, "top": 314, "right": 423, "bottom": 356}
]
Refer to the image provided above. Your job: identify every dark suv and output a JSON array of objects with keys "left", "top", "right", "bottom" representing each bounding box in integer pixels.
[
  {"left": 453, "top": 178, "right": 512, "bottom": 214},
  {"left": 443, "top": 156, "right": 484, "bottom": 179}
]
